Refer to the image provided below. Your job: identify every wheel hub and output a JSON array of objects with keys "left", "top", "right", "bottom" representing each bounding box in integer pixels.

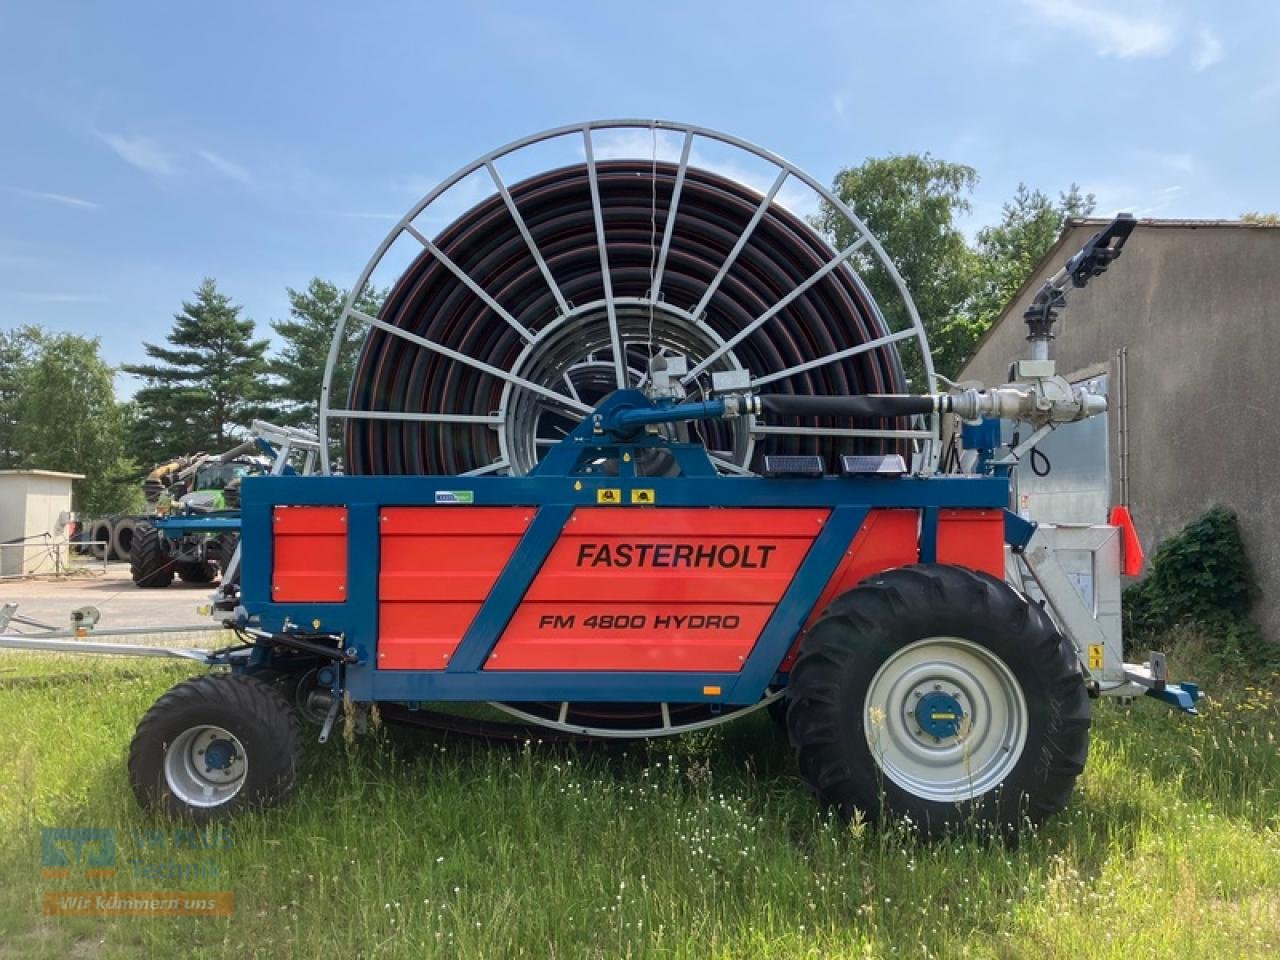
[
  {"left": 502, "top": 302, "right": 750, "bottom": 476},
  {"left": 912, "top": 689, "right": 966, "bottom": 740},
  {"left": 203, "top": 737, "right": 236, "bottom": 772},
  {"left": 164, "top": 724, "right": 249, "bottom": 806}
]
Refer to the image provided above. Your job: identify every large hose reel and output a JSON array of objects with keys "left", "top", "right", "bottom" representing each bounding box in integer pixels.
[{"left": 321, "top": 120, "right": 940, "bottom": 478}]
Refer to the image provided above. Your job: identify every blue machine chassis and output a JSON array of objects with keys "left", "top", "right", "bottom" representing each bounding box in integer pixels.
[{"left": 238, "top": 471, "right": 1010, "bottom": 707}]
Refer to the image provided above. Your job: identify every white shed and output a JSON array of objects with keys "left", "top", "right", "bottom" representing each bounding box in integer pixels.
[{"left": 0, "top": 469, "right": 84, "bottom": 577}]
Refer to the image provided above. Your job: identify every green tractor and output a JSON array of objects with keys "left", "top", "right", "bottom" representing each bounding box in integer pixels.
[
  {"left": 130, "top": 424, "right": 322, "bottom": 590},
  {"left": 129, "top": 446, "right": 267, "bottom": 589}
]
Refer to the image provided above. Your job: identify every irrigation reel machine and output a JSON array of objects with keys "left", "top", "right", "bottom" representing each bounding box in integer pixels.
[{"left": 1, "top": 121, "right": 1201, "bottom": 832}]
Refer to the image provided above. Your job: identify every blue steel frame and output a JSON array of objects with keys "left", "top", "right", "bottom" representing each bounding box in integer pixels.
[
  {"left": 239, "top": 472, "right": 1010, "bottom": 707},
  {"left": 236, "top": 390, "right": 1012, "bottom": 707},
  {"left": 155, "top": 515, "right": 241, "bottom": 538}
]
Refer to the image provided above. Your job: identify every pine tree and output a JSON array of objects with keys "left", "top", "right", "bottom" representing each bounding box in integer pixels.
[
  {"left": 124, "top": 279, "right": 273, "bottom": 464},
  {"left": 270, "top": 278, "right": 384, "bottom": 431},
  {"left": 966, "top": 184, "right": 1095, "bottom": 340}
]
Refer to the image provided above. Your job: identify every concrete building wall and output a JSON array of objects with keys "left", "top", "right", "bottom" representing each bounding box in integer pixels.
[
  {"left": 0, "top": 470, "right": 80, "bottom": 576},
  {"left": 961, "top": 221, "right": 1280, "bottom": 640}
]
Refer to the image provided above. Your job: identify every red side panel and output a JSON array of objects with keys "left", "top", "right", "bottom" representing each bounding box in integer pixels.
[
  {"left": 807, "top": 509, "right": 921, "bottom": 623},
  {"left": 378, "top": 602, "right": 486, "bottom": 670},
  {"left": 936, "top": 508, "right": 1004, "bottom": 577},
  {"left": 500, "top": 603, "right": 777, "bottom": 672},
  {"left": 272, "top": 507, "right": 348, "bottom": 602},
  {"left": 378, "top": 507, "right": 532, "bottom": 670},
  {"left": 780, "top": 509, "right": 920, "bottom": 671},
  {"left": 488, "top": 507, "right": 828, "bottom": 672}
]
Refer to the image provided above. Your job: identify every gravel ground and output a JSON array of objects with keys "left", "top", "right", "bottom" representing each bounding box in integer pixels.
[{"left": 0, "top": 564, "right": 221, "bottom": 638}]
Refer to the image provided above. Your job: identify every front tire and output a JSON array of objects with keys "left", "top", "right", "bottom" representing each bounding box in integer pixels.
[
  {"left": 786, "top": 564, "right": 1090, "bottom": 836},
  {"left": 129, "top": 522, "right": 174, "bottom": 588},
  {"left": 128, "top": 674, "right": 303, "bottom": 820}
]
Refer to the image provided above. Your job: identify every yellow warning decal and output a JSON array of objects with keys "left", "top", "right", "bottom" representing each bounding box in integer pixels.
[
  {"left": 596, "top": 488, "right": 621, "bottom": 504},
  {"left": 630, "top": 488, "right": 656, "bottom": 505},
  {"left": 1088, "top": 644, "right": 1104, "bottom": 670}
]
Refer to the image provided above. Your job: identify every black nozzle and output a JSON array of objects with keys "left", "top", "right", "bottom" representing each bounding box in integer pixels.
[{"left": 1024, "top": 213, "right": 1136, "bottom": 342}]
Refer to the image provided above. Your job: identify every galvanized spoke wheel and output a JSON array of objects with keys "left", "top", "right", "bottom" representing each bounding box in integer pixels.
[
  {"left": 322, "top": 119, "right": 942, "bottom": 478},
  {"left": 785, "top": 564, "right": 1091, "bottom": 837}
]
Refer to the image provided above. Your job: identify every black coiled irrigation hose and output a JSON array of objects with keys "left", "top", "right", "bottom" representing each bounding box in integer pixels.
[{"left": 344, "top": 160, "right": 911, "bottom": 476}]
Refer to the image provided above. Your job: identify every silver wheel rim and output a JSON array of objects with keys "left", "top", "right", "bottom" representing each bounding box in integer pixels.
[
  {"left": 864, "top": 636, "right": 1028, "bottom": 803},
  {"left": 163, "top": 724, "right": 248, "bottom": 808}
]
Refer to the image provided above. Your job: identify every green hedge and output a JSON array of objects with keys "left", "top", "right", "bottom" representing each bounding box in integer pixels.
[{"left": 1122, "top": 506, "right": 1270, "bottom": 670}]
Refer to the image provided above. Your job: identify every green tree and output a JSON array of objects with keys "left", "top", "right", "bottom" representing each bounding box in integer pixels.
[
  {"left": 1241, "top": 211, "right": 1280, "bottom": 225},
  {"left": 0, "top": 325, "right": 39, "bottom": 468},
  {"left": 12, "top": 331, "right": 140, "bottom": 514},
  {"left": 124, "top": 278, "right": 274, "bottom": 463},
  {"left": 271, "top": 278, "right": 384, "bottom": 430},
  {"left": 814, "top": 154, "right": 979, "bottom": 383},
  {"left": 964, "top": 184, "right": 1095, "bottom": 359}
]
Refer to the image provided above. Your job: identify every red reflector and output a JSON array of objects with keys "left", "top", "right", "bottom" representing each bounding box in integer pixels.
[{"left": 1109, "top": 505, "right": 1145, "bottom": 576}]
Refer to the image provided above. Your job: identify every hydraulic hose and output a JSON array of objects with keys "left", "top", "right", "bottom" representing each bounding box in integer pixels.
[{"left": 759, "top": 394, "right": 936, "bottom": 419}]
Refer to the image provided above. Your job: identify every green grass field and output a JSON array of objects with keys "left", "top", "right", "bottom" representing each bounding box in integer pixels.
[{"left": 0, "top": 650, "right": 1277, "bottom": 959}]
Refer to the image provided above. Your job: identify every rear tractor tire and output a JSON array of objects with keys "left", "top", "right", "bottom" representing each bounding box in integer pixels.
[
  {"left": 785, "top": 564, "right": 1090, "bottom": 837},
  {"left": 129, "top": 522, "right": 174, "bottom": 589},
  {"left": 128, "top": 673, "right": 302, "bottom": 820}
]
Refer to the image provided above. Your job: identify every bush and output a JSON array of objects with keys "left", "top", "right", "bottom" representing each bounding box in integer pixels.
[{"left": 1123, "top": 506, "right": 1272, "bottom": 671}]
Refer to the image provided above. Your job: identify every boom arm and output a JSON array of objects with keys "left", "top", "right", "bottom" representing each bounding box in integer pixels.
[{"left": 1024, "top": 214, "right": 1136, "bottom": 359}]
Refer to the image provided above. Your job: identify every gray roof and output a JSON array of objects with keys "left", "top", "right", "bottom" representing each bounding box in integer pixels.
[{"left": 0, "top": 469, "right": 86, "bottom": 480}]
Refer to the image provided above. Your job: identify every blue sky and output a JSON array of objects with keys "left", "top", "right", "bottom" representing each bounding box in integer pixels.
[{"left": 1, "top": 1, "right": 1276, "bottom": 388}]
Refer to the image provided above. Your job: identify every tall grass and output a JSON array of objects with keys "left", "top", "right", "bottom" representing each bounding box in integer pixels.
[{"left": 0, "top": 649, "right": 1277, "bottom": 959}]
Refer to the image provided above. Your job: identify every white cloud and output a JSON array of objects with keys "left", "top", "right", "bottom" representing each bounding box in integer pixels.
[
  {"left": 1152, "top": 151, "right": 1194, "bottom": 174},
  {"left": 197, "top": 149, "right": 251, "bottom": 184},
  {"left": 1135, "top": 184, "right": 1186, "bottom": 216},
  {"left": 393, "top": 173, "right": 444, "bottom": 198},
  {"left": 1020, "top": 0, "right": 1178, "bottom": 58},
  {"left": 9, "top": 187, "right": 98, "bottom": 209},
  {"left": 95, "top": 131, "right": 178, "bottom": 176},
  {"left": 16, "top": 291, "right": 108, "bottom": 304},
  {"left": 1078, "top": 177, "right": 1185, "bottom": 218},
  {"left": 1253, "top": 77, "right": 1280, "bottom": 102},
  {"left": 1190, "top": 25, "right": 1223, "bottom": 71},
  {"left": 832, "top": 93, "right": 848, "bottom": 121}
]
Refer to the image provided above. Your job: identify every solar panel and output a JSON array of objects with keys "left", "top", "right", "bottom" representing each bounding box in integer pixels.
[{"left": 840, "top": 454, "right": 908, "bottom": 476}]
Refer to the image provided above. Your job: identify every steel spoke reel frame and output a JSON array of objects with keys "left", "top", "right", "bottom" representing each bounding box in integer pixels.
[{"left": 320, "top": 119, "right": 941, "bottom": 478}]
